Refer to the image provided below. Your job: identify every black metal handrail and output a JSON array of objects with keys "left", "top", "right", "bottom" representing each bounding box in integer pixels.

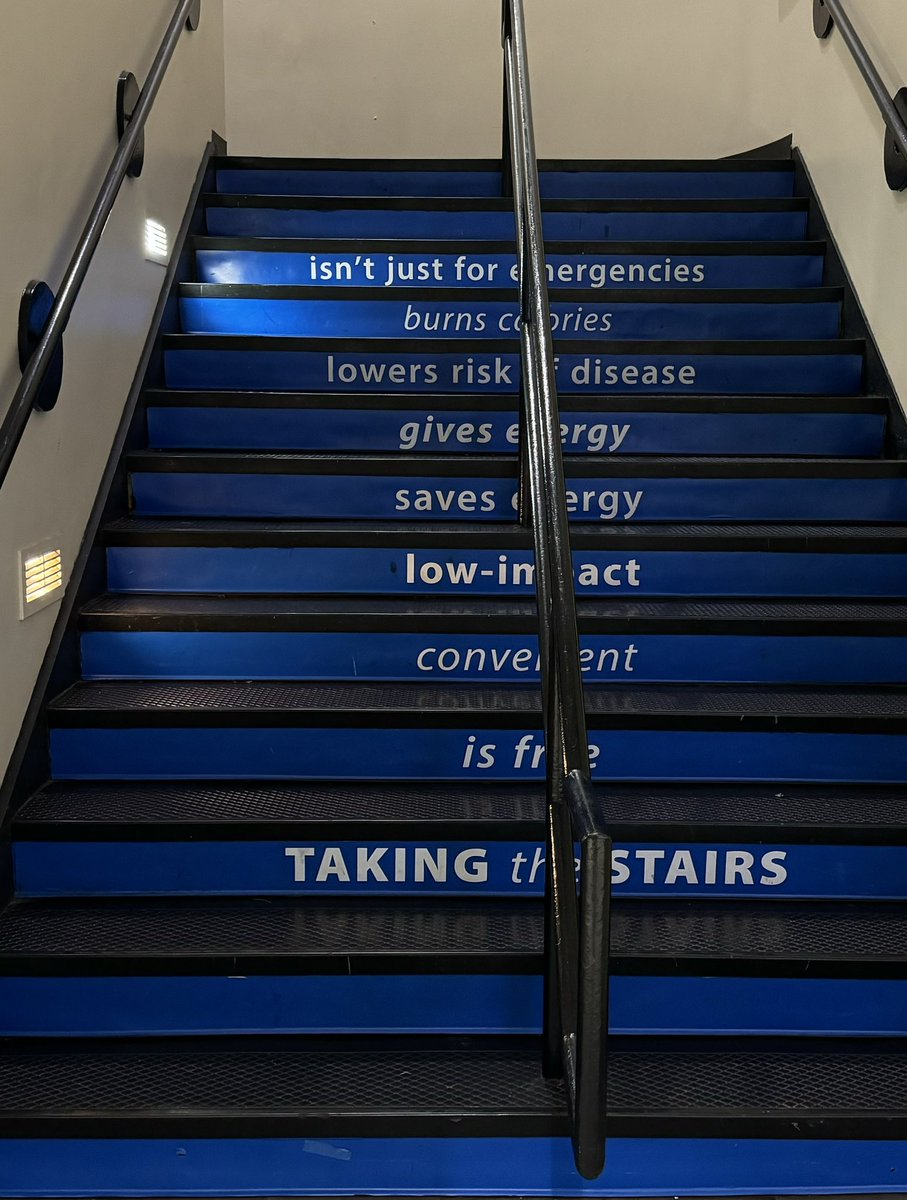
[
  {"left": 501, "top": 0, "right": 612, "bottom": 1180},
  {"left": 814, "top": 0, "right": 907, "bottom": 190},
  {"left": 0, "top": 0, "right": 200, "bottom": 490}
]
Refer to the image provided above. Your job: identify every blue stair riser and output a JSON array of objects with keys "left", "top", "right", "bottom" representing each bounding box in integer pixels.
[
  {"left": 178, "top": 297, "right": 842, "bottom": 341},
  {"left": 129, "top": 474, "right": 907, "bottom": 522},
  {"left": 215, "top": 167, "right": 797, "bottom": 198},
  {"left": 205, "top": 207, "right": 809, "bottom": 241},
  {"left": 105, "top": 547, "right": 907, "bottom": 598},
  {"left": 0, "top": 976, "right": 902, "bottom": 1038},
  {"left": 15, "top": 839, "right": 907, "bottom": 900},
  {"left": 147, "top": 407, "right": 885, "bottom": 456},
  {"left": 1, "top": 1136, "right": 905, "bottom": 1198},
  {"left": 80, "top": 631, "right": 907, "bottom": 685},
  {"left": 164, "top": 347, "right": 863, "bottom": 394},
  {"left": 147, "top": 407, "right": 886, "bottom": 456},
  {"left": 49, "top": 728, "right": 907, "bottom": 784},
  {"left": 196, "top": 248, "right": 825, "bottom": 290}
]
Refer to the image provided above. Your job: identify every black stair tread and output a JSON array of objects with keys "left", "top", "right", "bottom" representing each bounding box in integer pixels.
[
  {"left": 102, "top": 516, "right": 907, "bottom": 548},
  {"left": 203, "top": 193, "right": 810, "bottom": 214},
  {"left": 145, "top": 389, "right": 887, "bottom": 414},
  {"left": 49, "top": 681, "right": 907, "bottom": 715},
  {"left": 164, "top": 333, "right": 861, "bottom": 356},
  {"left": 193, "top": 234, "right": 827, "bottom": 255},
  {"left": 0, "top": 897, "right": 541, "bottom": 965},
  {"left": 180, "top": 283, "right": 843, "bottom": 304},
  {"left": 1, "top": 1038, "right": 905, "bottom": 1138},
  {"left": 214, "top": 154, "right": 797, "bottom": 172},
  {"left": 78, "top": 593, "right": 907, "bottom": 633},
  {"left": 127, "top": 451, "right": 903, "bottom": 478},
  {"left": 14, "top": 781, "right": 907, "bottom": 842},
  {"left": 1, "top": 898, "right": 903, "bottom": 973}
]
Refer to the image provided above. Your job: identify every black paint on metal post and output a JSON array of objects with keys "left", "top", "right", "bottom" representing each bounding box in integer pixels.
[
  {"left": 117, "top": 72, "right": 145, "bottom": 178},
  {"left": 814, "top": 0, "right": 907, "bottom": 190}
]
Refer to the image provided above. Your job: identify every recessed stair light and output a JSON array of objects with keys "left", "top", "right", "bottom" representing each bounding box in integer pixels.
[
  {"left": 143, "top": 218, "right": 169, "bottom": 264},
  {"left": 19, "top": 541, "right": 64, "bottom": 618}
]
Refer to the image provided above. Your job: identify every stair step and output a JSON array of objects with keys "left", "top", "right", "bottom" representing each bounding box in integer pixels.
[
  {"left": 162, "top": 334, "right": 864, "bottom": 396},
  {"left": 127, "top": 450, "right": 906, "bottom": 523},
  {"left": 105, "top": 517, "right": 907, "bottom": 544},
  {"left": 2, "top": 1039, "right": 905, "bottom": 1195},
  {"left": 8, "top": 897, "right": 902, "bottom": 969},
  {"left": 46, "top": 681, "right": 907, "bottom": 785},
  {"left": 102, "top": 518, "right": 907, "bottom": 598},
  {"left": 146, "top": 390, "right": 887, "bottom": 457},
  {"left": 78, "top": 594, "right": 907, "bottom": 631},
  {"left": 0, "top": 900, "right": 903, "bottom": 1037},
  {"left": 193, "top": 235, "right": 827, "bottom": 290},
  {"left": 203, "top": 194, "right": 810, "bottom": 241},
  {"left": 49, "top": 679, "right": 907, "bottom": 727},
  {"left": 212, "top": 155, "right": 797, "bottom": 199},
  {"left": 76, "top": 595, "right": 907, "bottom": 686},
  {"left": 0, "top": 1036, "right": 904, "bottom": 1138},
  {"left": 15, "top": 780, "right": 907, "bottom": 841},
  {"left": 13, "top": 782, "right": 907, "bottom": 901},
  {"left": 178, "top": 284, "right": 844, "bottom": 342}
]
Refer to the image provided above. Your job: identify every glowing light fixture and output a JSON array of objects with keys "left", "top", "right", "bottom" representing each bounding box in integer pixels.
[
  {"left": 20, "top": 541, "right": 64, "bottom": 617},
  {"left": 144, "top": 218, "right": 169, "bottom": 264}
]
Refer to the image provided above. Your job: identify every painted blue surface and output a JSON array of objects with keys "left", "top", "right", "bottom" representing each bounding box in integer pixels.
[
  {"left": 2, "top": 1135, "right": 906, "bottom": 1197},
  {"left": 205, "top": 205, "right": 809, "bottom": 241},
  {"left": 147, "top": 406, "right": 885, "bottom": 456},
  {"left": 214, "top": 167, "right": 797, "bottom": 198},
  {"left": 49, "top": 727, "right": 907, "bottom": 783},
  {"left": 163, "top": 347, "right": 863, "bottom": 395},
  {"left": 178, "top": 297, "right": 842, "bottom": 342},
  {"left": 196, "top": 248, "right": 825, "bottom": 290},
  {"left": 15, "top": 839, "right": 907, "bottom": 900},
  {"left": 80, "top": 631, "right": 907, "bottom": 685},
  {"left": 105, "top": 546, "right": 907, "bottom": 598},
  {"left": 1, "top": 975, "right": 905, "bottom": 1038},
  {"left": 129, "top": 472, "right": 907, "bottom": 522}
]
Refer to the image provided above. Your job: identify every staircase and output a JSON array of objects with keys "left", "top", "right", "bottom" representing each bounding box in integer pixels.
[{"left": 3, "top": 149, "right": 907, "bottom": 1196}]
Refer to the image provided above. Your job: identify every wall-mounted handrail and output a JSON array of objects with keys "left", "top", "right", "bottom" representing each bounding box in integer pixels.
[
  {"left": 814, "top": 0, "right": 907, "bottom": 190},
  {"left": 501, "top": 0, "right": 612, "bottom": 1180},
  {"left": 0, "top": 0, "right": 200, "bottom": 490}
]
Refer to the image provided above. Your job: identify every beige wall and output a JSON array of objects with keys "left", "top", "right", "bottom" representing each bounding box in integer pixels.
[
  {"left": 771, "top": 0, "right": 907, "bottom": 404},
  {"left": 222, "top": 0, "right": 785, "bottom": 160},
  {"left": 224, "top": 0, "right": 502, "bottom": 158},
  {"left": 527, "top": 1, "right": 785, "bottom": 160},
  {"left": 0, "top": 1, "right": 225, "bottom": 778}
]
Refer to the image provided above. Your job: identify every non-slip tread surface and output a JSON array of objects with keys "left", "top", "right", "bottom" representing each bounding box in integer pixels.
[
  {"left": 49, "top": 679, "right": 907, "bottom": 717},
  {"left": 128, "top": 451, "right": 903, "bottom": 474},
  {"left": 102, "top": 516, "right": 907, "bottom": 538},
  {"left": 79, "top": 594, "right": 907, "bottom": 621},
  {"left": 148, "top": 387, "right": 884, "bottom": 408},
  {"left": 16, "top": 781, "right": 907, "bottom": 828},
  {"left": 192, "top": 235, "right": 821, "bottom": 249},
  {"left": 0, "top": 1043, "right": 904, "bottom": 1114},
  {"left": 131, "top": 453, "right": 884, "bottom": 465},
  {"left": 181, "top": 283, "right": 843, "bottom": 300},
  {"left": 17, "top": 781, "right": 540, "bottom": 825},
  {"left": 0, "top": 898, "right": 540, "bottom": 957},
  {"left": 201, "top": 196, "right": 810, "bottom": 212},
  {"left": 214, "top": 155, "right": 797, "bottom": 169},
  {"left": 0, "top": 898, "right": 904, "bottom": 961}
]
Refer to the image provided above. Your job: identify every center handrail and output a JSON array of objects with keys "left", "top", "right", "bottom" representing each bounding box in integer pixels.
[{"left": 501, "top": 0, "right": 613, "bottom": 1180}]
